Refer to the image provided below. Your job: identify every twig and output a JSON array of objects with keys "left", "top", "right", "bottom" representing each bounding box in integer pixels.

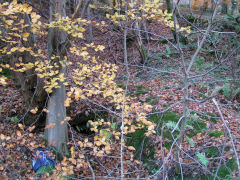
[
  {"left": 87, "top": 160, "right": 96, "bottom": 180},
  {"left": 171, "top": 116, "right": 184, "bottom": 134},
  {"left": 212, "top": 98, "right": 240, "bottom": 177},
  {"left": 81, "top": 0, "right": 91, "bottom": 18},
  {"left": 120, "top": 3, "right": 130, "bottom": 179},
  {"left": 71, "top": 0, "right": 83, "bottom": 20},
  {"left": 186, "top": 1, "right": 219, "bottom": 74}
]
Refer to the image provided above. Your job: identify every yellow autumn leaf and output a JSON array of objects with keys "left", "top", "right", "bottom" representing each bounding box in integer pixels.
[
  {"left": 66, "top": 116, "right": 71, "bottom": 121},
  {"left": 78, "top": 27, "right": 85, "bottom": 32},
  {"left": 129, "top": 3, "right": 134, "bottom": 8},
  {"left": 19, "top": 47, "right": 26, "bottom": 52},
  {"left": 61, "top": 159, "right": 68, "bottom": 166},
  {"left": 10, "top": 47, "right": 18, "bottom": 52},
  {"left": 28, "top": 126, "right": 35, "bottom": 132},
  {"left": 16, "top": 130, "right": 22, "bottom": 137},
  {"left": 69, "top": 158, "right": 76, "bottom": 165},
  {"left": 37, "top": 74, "right": 44, "bottom": 78},
  {"left": 80, "top": 51, "right": 88, "bottom": 57},
  {"left": 0, "top": 134, "right": 6, "bottom": 140},
  {"left": 27, "top": 6, "right": 32, "bottom": 13},
  {"left": 64, "top": 98, "right": 71, "bottom": 107},
  {"left": 18, "top": 124, "right": 24, "bottom": 130},
  {"left": 6, "top": 20, "right": 13, "bottom": 25},
  {"left": 70, "top": 146, "right": 74, "bottom": 153},
  {"left": 0, "top": 165, "right": 4, "bottom": 171},
  {"left": 22, "top": 32, "right": 29, "bottom": 38},
  {"left": 97, "top": 45, "right": 105, "bottom": 51},
  {"left": 58, "top": 73, "right": 65, "bottom": 81},
  {"left": 128, "top": 146, "right": 135, "bottom": 151},
  {"left": 78, "top": 141, "right": 83, "bottom": 147},
  {"left": 30, "top": 107, "right": 38, "bottom": 114},
  {"left": 41, "top": 108, "right": 48, "bottom": 113},
  {"left": 0, "top": 77, "right": 7, "bottom": 85},
  {"left": 95, "top": 141, "right": 102, "bottom": 146},
  {"left": 96, "top": 150, "right": 104, "bottom": 157}
]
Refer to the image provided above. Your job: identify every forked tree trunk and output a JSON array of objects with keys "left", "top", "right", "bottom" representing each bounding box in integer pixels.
[{"left": 45, "top": 0, "right": 68, "bottom": 158}]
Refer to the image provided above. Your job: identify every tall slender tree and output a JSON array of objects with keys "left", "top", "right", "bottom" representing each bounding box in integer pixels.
[{"left": 45, "top": 0, "right": 69, "bottom": 158}]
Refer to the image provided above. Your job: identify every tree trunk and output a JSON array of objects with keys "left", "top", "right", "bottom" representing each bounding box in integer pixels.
[
  {"left": 166, "top": 0, "right": 172, "bottom": 13},
  {"left": 10, "top": 59, "right": 47, "bottom": 126},
  {"left": 45, "top": 0, "right": 68, "bottom": 158},
  {"left": 87, "top": 5, "right": 93, "bottom": 43},
  {"left": 123, "top": 0, "right": 128, "bottom": 71},
  {"left": 189, "top": 0, "right": 193, "bottom": 15},
  {"left": 46, "top": 77, "right": 68, "bottom": 158},
  {"left": 1, "top": 13, "right": 47, "bottom": 126},
  {"left": 222, "top": 0, "right": 229, "bottom": 14},
  {"left": 231, "top": 0, "right": 238, "bottom": 15},
  {"left": 69, "top": 0, "right": 75, "bottom": 14}
]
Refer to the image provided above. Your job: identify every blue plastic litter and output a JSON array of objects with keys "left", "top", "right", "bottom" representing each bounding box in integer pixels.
[{"left": 32, "top": 147, "right": 56, "bottom": 172}]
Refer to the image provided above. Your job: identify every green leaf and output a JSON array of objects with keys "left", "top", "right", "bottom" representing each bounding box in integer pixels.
[
  {"left": 106, "top": 132, "right": 112, "bottom": 139},
  {"left": 196, "top": 152, "right": 208, "bottom": 167},
  {"left": 232, "top": 87, "right": 240, "bottom": 99},
  {"left": 186, "top": 135, "right": 195, "bottom": 147},
  {"left": 186, "top": 124, "right": 194, "bottom": 130},
  {"left": 111, "top": 122, "right": 117, "bottom": 129},
  {"left": 191, "top": 114, "right": 198, "bottom": 121},
  {"left": 64, "top": 174, "right": 75, "bottom": 180},
  {"left": 37, "top": 166, "right": 54, "bottom": 175},
  {"left": 166, "top": 121, "right": 179, "bottom": 131},
  {"left": 165, "top": 45, "right": 171, "bottom": 55},
  {"left": 10, "top": 117, "right": 19, "bottom": 124},
  {"left": 209, "top": 130, "right": 224, "bottom": 138},
  {"left": 222, "top": 83, "right": 230, "bottom": 98}
]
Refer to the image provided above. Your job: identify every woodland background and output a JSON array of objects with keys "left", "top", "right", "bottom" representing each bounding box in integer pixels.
[{"left": 1, "top": 0, "right": 240, "bottom": 179}]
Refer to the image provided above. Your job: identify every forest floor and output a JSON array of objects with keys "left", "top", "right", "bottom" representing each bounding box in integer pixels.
[{"left": 1, "top": 6, "right": 240, "bottom": 180}]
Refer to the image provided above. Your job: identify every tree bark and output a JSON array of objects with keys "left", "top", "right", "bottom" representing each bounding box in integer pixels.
[
  {"left": 1, "top": 13, "right": 47, "bottom": 126},
  {"left": 166, "top": 0, "right": 172, "bottom": 13},
  {"left": 222, "top": 0, "right": 229, "bottom": 14},
  {"left": 231, "top": 0, "right": 238, "bottom": 15},
  {"left": 189, "top": 0, "right": 193, "bottom": 15},
  {"left": 45, "top": 0, "right": 68, "bottom": 158},
  {"left": 87, "top": 5, "right": 93, "bottom": 43},
  {"left": 69, "top": 0, "right": 75, "bottom": 14}
]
